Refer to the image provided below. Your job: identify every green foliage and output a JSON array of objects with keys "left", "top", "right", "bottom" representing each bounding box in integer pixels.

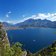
[
  {"left": 33, "top": 41, "right": 56, "bottom": 56},
  {"left": 11, "top": 42, "right": 23, "bottom": 56},
  {"left": 0, "top": 41, "right": 26, "bottom": 56}
]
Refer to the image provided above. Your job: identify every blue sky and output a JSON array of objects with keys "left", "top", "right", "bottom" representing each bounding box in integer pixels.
[{"left": 0, "top": 0, "right": 56, "bottom": 23}]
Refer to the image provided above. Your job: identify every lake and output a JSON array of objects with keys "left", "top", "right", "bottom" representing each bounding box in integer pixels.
[{"left": 7, "top": 28, "right": 56, "bottom": 53}]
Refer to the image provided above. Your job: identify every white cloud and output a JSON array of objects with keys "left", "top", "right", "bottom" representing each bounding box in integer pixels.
[
  {"left": 5, "top": 11, "right": 12, "bottom": 18},
  {"left": 23, "top": 13, "right": 56, "bottom": 21},
  {"left": 3, "top": 13, "right": 56, "bottom": 24},
  {"left": 6, "top": 21, "right": 16, "bottom": 24}
]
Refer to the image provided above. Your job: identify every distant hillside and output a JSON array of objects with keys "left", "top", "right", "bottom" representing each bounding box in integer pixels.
[
  {"left": 2, "top": 19, "right": 56, "bottom": 29},
  {"left": 3, "top": 22, "right": 14, "bottom": 27},
  {"left": 15, "top": 19, "right": 56, "bottom": 28}
]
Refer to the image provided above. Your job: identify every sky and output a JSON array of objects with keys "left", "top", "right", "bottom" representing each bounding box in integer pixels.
[{"left": 0, "top": 0, "right": 56, "bottom": 23}]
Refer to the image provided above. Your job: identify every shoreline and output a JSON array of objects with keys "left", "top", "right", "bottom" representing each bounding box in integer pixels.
[{"left": 5, "top": 27, "right": 56, "bottom": 30}]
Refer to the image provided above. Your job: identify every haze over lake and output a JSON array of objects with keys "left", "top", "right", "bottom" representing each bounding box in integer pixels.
[{"left": 7, "top": 28, "right": 56, "bottom": 53}]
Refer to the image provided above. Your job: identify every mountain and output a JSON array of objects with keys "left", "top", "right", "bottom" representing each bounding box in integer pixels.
[
  {"left": 1, "top": 19, "right": 56, "bottom": 29},
  {"left": 2, "top": 22, "right": 14, "bottom": 27},
  {"left": 15, "top": 19, "right": 56, "bottom": 28}
]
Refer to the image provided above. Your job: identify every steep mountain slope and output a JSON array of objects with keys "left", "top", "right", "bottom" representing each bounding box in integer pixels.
[
  {"left": 0, "top": 22, "right": 10, "bottom": 56},
  {"left": 0, "top": 22, "right": 27, "bottom": 56},
  {"left": 15, "top": 19, "right": 56, "bottom": 28},
  {"left": 2, "top": 19, "right": 56, "bottom": 29}
]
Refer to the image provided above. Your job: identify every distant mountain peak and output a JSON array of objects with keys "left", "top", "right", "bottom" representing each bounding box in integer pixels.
[{"left": 1, "top": 19, "right": 56, "bottom": 29}]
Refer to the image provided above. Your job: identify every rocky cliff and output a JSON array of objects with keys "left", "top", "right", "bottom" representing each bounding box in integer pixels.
[
  {"left": 0, "top": 22, "right": 27, "bottom": 56},
  {"left": 0, "top": 22, "right": 10, "bottom": 56}
]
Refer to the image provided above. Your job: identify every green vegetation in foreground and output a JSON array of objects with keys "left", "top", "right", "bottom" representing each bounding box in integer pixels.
[
  {"left": 0, "top": 22, "right": 27, "bottom": 56},
  {"left": 0, "top": 41, "right": 27, "bottom": 56},
  {"left": 33, "top": 41, "right": 56, "bottom": 56}
]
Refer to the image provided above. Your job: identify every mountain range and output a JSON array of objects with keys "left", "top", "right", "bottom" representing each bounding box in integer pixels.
[{"left": 2, "top": 19, "right": 56, "bottom": 29}]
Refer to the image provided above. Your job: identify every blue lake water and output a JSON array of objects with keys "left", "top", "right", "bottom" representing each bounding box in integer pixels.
[{"left": 7, "top": 28, "right": 56, "bottom": 53}]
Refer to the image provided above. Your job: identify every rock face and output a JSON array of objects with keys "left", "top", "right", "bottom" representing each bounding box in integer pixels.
[
  {"left": 0, "top": 22, "right": 10, "bottom": 56},
  {"left": 0, "top": 22, "right": 10, "bottom": 44},
  {"left": 0, "top": 22, "right": 27, "bottom": 56},
  {"left": 14, "top": 19, "right": 56, "bottom": 28}
]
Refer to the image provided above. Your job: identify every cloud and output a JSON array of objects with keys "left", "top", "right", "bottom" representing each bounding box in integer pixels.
[
  {"left": 3, "top": 13, "right": 56, "bottom": 24},
  {"left": 5, "top": 11, "right": 12, "bottom": 18},
  {"left": 6, "top": 20, "right": 24, "bottom": 24},
  {"left": 6, "top": 20, "right": 16, "bottom": 24},
  {"left": 23, "top": 13, "right": 56, "bottom": 21}
]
